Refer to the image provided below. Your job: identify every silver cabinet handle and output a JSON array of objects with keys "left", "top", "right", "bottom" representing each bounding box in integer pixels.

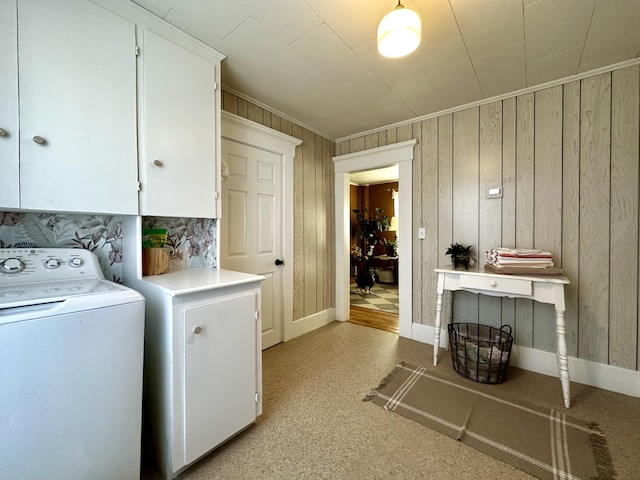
[
  {"left": 0, "top": 128, "right": 6, "bottom": 137},
  {"left": 153, "top": 160, "right": 163, "bottom": 167},
  {"left": 33, "top": 135, "right": 46, "bottom": 145},
  {"left": 194, "top": 326, "right": 202, "bottom": 335}
]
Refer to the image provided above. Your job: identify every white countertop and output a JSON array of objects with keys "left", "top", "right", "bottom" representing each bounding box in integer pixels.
[{"left": 141, "top": 267, "right": 264, "bottom": 296}]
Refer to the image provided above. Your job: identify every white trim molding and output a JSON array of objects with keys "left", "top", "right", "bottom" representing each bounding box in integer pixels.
[
  {"left": 222, "top": 110, "right": 301, "bottom": 152},
  {"left": 286, "top": 308, "right": 336, "bottom": 341},
  {"left": 412, "top": 323, "right": 640, "bottom": 400},
  {"left": 333, "top": 139, "right": 416, "bottom": 339}
]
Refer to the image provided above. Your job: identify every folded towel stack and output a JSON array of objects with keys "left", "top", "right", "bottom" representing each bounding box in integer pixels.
[{"left": 485, "top": 248, "right": 554, "bottom": 269}]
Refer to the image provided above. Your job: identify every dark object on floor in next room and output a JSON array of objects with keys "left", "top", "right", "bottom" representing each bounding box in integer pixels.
[{"left": 355, "top": 271, "right": 379, "bottom": 294}]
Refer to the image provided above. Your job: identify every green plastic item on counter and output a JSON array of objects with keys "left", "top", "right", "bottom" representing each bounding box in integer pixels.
[{"left": 142, "top": 229, "right": 167, "bottom": 249}]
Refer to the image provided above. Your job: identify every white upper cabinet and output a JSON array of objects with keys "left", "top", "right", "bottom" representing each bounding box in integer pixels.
[
  {"left": 0, "top": 0, "right": 19, "bottom": 209},
  {"left": 16, "top": 0, "right": 139, "bottom": 214},
  {"left": 138, "top": 27, "right": 222, "bottom": 218},
  {"left": 2, "top": 0, "right": 224, "bottom": 217}
]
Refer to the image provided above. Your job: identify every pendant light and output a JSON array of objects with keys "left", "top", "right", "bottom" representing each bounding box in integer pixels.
[{"left": 377, "top": 1, "right": 421, "bottom": 58}]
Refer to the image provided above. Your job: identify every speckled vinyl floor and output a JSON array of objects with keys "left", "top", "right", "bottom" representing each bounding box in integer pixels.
[{"left": 141, "top": 321, "right": 640, "bottom": 480}]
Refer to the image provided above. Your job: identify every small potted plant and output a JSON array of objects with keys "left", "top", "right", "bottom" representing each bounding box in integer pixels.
[
  {"left": 385, "top": 239, "right": 398, "bottom": 257},
  {"left": 446, "top": 242, "right": 475, "bottom": 270}
]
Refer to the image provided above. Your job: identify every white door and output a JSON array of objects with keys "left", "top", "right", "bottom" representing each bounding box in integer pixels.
[
  {"left": 183, "top": 294, "right": 256, "bottom": 465},
  {"left": 220, "top": 139, "right": 283, "bottom": 349}
]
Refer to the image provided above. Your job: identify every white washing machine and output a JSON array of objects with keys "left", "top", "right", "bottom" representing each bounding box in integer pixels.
[{"left": 0, "top": 248, "right": 145, "bottom": 480}]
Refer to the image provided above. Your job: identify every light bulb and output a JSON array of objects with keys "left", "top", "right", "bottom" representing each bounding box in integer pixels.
[{"left": 377, "top": 4, "right": 421, "bottom": 58}]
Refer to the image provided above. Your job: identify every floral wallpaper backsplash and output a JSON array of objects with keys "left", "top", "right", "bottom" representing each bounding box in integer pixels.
[
  {"left": 0, "top": 211, "right": 125, "bottom": 282},
  {"left": 0, "top": 212, "right": 218, "bottom": 283},
  {"left": 142, "top": 216, "right": 217, "bottom": 270}
]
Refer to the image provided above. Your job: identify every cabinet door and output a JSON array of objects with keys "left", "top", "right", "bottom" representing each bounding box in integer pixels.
[
  {"left": 18, "top": 0, "right": 138, "bottom": 214},
  {"left": 140, "top": 28, "right": 217, "bottom": 218},
  {"left": 183, "top": 294, "right": 256, "bottom": 465},
  {"left": 0, "top": 0, "right": 19, "bottom": 209}
]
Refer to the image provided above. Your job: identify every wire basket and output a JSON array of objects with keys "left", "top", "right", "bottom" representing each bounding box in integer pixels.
[{"left": 448, "top": 323, "right": 513, "bottom": 384}]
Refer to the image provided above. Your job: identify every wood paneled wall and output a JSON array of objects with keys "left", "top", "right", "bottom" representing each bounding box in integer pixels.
[
  {"left": 222, "top": 91, "right": 335, "bottom": 321},
  {"left": 337, "top": 65, "right": 640, "bottom": 372}
]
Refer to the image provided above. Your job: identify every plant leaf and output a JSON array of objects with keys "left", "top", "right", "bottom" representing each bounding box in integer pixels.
[{"left": 19, "top": 219, "right": 57, "bottom": 246}]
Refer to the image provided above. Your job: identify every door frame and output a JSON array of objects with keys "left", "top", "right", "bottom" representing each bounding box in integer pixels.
[
  {"left": 333, "top": 140, "right": 416, "bottom": 338},
  {"left": 221, "top": 111, "right": 301, "bottom": 343}
]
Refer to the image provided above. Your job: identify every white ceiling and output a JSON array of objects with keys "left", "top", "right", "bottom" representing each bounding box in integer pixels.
[
  {"left": 132, "top": 0, "right": 640, "bottom": 141},
  {"left": 350, "top": 165, "right": 399, "bottom": 186}
]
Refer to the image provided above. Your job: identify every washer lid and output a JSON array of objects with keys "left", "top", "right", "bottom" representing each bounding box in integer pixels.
[{"left": 0, "top": 278, "right": 125, "bottom": 309}]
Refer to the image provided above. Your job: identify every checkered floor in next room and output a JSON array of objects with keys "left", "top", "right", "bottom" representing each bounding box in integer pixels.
[{"left": 350, "top": 282, "right": 399, "bottom": 312}]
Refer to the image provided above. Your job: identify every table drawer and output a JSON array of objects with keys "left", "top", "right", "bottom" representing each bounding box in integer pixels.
[{"left": 459, "top": 275, "right": 532, "bottom": 296}]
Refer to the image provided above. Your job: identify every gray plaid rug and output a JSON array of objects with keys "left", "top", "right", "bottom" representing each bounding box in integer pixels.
[
  {"left": 366, "top": 363, "right": 615, "bottom": 480},
  {"left": 350, "top": 282, "right": 399, "bottom": 312}
]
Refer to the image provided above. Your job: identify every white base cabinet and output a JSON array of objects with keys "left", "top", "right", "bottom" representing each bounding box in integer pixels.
[
  {"left": 122, "top": 260, "right": 263, "bottom": 480},
  {"left": 183, "top": 294, "right": 257, "bottom": 465}
]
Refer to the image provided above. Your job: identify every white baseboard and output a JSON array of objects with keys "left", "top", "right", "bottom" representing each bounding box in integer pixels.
[
  {"left": 412, "top": 322, "right": 449, "bottom": 348},
  {"left": 410, "top": 323, "right": 640, "bottom": 399},
  {"left": 285, "top": 308, "right": 336, "bottom": 341}
]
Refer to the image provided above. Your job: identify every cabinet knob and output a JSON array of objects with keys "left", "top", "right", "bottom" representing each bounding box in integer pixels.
[
  {"left": 153, "top": 160, "right": 163, "bottom": 167},
  {"left": 0, "top": 128, "right": 6, "bottom": 137},
  {"left": 33, "top": 135, "right": 46, "bottom": 145},
  {"left": 490, "top": 281, "right": 497, "bottom": 287},
  {"left": 194, "top": 326, "right": 202, "bottom": 335}
]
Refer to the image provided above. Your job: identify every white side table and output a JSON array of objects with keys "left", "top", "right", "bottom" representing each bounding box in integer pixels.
[{"left": 433, "top": 266, "right": 571, "bottom": 408}]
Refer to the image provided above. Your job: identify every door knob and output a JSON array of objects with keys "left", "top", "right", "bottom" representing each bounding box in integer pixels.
[
  {"left": 275, "top": 259, "right": 284, "bottom": 266},
  {"left": 32, "top": 135, "right": 46, "bottom": 145},
  {"left": 0, "top": 128, "right": 7, "bottom": 136},
  {"left": 153, "top": 159, "right": 163, "bottom": 167},
  {"left": 194, "top": 326, "right": 202, "bottom": 335}
]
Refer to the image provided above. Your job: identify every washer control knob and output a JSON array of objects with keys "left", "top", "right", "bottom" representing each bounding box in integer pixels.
[
  {"left": 0, "top": 258, "right": 26, "bottom": 274},
  {"left": 44, "top": 259, "right": 60, "bottom": 269},
  {"left": 68, "top": 257, "right": 84, "bottom": 268}
]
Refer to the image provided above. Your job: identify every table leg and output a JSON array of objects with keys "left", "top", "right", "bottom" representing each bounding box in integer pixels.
[
  {"left": 446, "top": 292, "right": 453, "bottom": 344},
  {"left": 555, "top": 309, "right": 571, "bottom": 408},
  {"left": 434, "top": 273, "right": 444, "bottom": 366}
]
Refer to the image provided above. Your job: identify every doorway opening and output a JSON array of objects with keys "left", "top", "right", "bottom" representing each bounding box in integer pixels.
[
  {"left": 348, "top": 167, "right": 399, "bottom": 334},
  {"left": 333, "top": 140, "right": 416, "bottom": 339}
]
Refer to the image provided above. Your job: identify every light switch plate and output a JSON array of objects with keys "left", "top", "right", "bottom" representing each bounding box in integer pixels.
[
  {"left": 418, "top": 227, "right": 426, "bottom": 239},
  {"left": 487, "top": 186, "right": 503, "bottom": 198}
]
